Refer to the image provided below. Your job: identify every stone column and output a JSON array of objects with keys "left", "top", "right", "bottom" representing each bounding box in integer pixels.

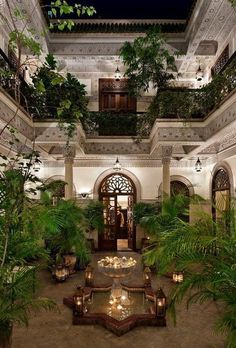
[
  {"left": 64, "top": 146, "right": 75, "bottom": 200},
  {"left": 161, "top": 146, "right": 172, "bottom": 200}
]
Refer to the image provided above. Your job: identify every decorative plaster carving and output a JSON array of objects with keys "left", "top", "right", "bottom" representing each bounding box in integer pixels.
[{"left": 161, "top": 145, "right": 173, "bottom": 158}]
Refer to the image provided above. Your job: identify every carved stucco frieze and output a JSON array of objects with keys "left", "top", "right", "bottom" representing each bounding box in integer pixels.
[
  {"left": 84, "top": 142, "right": 150, "bottom": 155},
  {"left": 63, "top": 145, "right": 76, "bottom": 163},
  {"left": 0, "top": 100, "right": 34, "bottom": 140}
]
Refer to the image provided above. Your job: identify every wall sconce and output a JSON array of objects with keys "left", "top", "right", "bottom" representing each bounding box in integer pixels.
[
  {"left": 113, "top": 157, "right": 122, "bottom": 171},
  {"left": 80, "top": 192, "right": 89, "bottom": 199},
  {"left": 115, "top": 66, "right": 121, "bottom": 81},
  {"left": 195, "top": 157, "right": 202, "bottom": 172},
  {"left": 196, "top": 64, "right": 204, "bottom": 81}
]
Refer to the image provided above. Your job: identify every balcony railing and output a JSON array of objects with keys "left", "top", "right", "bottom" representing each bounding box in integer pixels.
[
  {"left": 1, "top": 48, "right": 236, "bottom": 132},
  {"left": 81, "top": 111, "right": 151, "bottom": 137},
  {"left": 151, "top": 51, "right": 236, "bottom": 120}
]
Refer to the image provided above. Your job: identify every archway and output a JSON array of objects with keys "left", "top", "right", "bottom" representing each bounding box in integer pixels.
[
  {"left": 98, "top": 173, "right": 136, "bottom": 251},
  {"left": 212, "top": 167, "right": 230, "bottom": 222}
]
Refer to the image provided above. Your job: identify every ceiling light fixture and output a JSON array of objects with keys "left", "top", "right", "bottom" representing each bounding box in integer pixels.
[
  {"left": 114, "top": 66, "right": 121, "bottom": 81},
  {"left": 195, "top": 157, "right": 202, "bottom": 172},
  {"left": 113, "top": 157, "right": 122, "bottom": 171}
]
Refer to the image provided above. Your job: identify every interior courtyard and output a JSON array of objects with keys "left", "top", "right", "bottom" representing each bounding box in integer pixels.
[{"left": 0, "top": 0, "right": 236, "bottom": 347}]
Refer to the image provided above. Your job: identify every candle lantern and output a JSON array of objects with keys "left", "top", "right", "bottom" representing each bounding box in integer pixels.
[
  {"left": 85, "top": 264, "right": 94, "bottom": 287},
  {"left": 143, "top": 266, "right": 152, "bottom": 287},
  {"left": 155, "top": 287, "right": 166, "bottom": 317},
  {"left": 55, "top": 264, "right": 67, "bottom": 282},
  {"left": 172, "top": 271, "right": 184, "bottom": 284},
  {"left": 73, "top": 286, "right": 84, "bottom": 316}
]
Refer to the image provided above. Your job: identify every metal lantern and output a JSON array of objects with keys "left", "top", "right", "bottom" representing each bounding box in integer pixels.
[
  {"left": 73, "top": 286, "right": 85, "bottom": 316},
  {"left": 195, "top": 157, "right": 202, "bottom": 172},
  {"left": 155, "top": 288, "right": 166, "bottom": 317},
  {"left": 114, "top": 66, "right": 121, "bottom": 81},
  {"left": 172, "top": 271, "right": 184, "bottom": 284},
  {"left": 85, "top": 264, "right": 94, "bottom": 287},
  {"left": 55, "top": 264, "right": 67, "bottom": 282},
  {"left": 143, "top": 266, "right": 152, "bottom": 287}
]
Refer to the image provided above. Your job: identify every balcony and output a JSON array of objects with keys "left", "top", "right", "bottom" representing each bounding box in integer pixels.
[{"left": 81, "top": 112, "right": 150, "bottom": 137}]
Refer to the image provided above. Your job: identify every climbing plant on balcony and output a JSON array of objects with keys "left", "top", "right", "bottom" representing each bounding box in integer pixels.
[
  {"left": 0, "top": 0, "right": 95, "bottom": 139},
  {"left": 120, "top": 26, "right": 177, "bottom": 97},
  {"left": 22, "top": 53, "right": 89, "bottom": 140}
]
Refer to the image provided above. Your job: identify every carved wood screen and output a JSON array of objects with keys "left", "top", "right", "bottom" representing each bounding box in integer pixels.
[
  {"left": 170, "top": 180, "right": 190, "bottom": 197},
  {"left": 99, "top": 79, "right": 136, "bottom": 112},
  {"left": 99, "top": 174, "right": 136, "bottom": 251}
]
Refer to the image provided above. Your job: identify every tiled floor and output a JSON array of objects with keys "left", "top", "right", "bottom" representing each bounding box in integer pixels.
[{"left": 12, "top": 252, "right": 226, "bottom": 348}]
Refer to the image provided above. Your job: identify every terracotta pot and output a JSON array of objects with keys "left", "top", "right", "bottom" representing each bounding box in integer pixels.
[{"left": 63, "top": 254, "right": 77, "bottom": 275}]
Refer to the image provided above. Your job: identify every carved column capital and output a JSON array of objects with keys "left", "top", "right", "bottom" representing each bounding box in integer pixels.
[
  {"left": 161, "top": 146, "right": 172, "bottom": 164},
  {"left": 63, "top": 145, "right": 75, "bottom": 163}
]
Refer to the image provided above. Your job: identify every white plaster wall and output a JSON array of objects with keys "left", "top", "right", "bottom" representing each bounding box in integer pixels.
[{"left": 39, "top": 163, "right": 219, "bottom": 201}]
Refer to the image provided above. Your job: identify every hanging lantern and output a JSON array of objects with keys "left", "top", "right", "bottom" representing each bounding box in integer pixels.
[
  {"left": 85, "top": 264, "right": 94, "bottom": 287},
  {"left": 195, "top": 157, "right": 202, "bottom": 172},
  {"left": 113, "top": 157, "right": 121, "bottom": 171},
  {"left": 73, "top": 286, "right": 85, "bottom": 316},
  {"left": 114, "top": 66, "right": 121, "bottom": 81},
  {"left": 155, "top": 288, "right": 166, "bottom": 317},
  {"left": 143, "top": 266, "right": 152, "bottom": 287},
  {"left": 55, "top": 264, "right": 67, "bottom": 282},
  {"left": 172, "top": 271, "right": 184, "bottom": 284}
]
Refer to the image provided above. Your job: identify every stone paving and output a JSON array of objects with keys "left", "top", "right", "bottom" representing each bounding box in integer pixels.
[{"left": 12, "top": 252, "right": 226, "bottom": 348}]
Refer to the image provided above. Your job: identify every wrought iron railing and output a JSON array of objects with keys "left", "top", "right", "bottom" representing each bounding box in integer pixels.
[
  {"left": 1, "top": 48, "right": 236, "bottom": 131},
  {"left": 81, "top": 111, "right": 151, "bottom": 137},
  {"left": 151, "top": 52, "right": 236, "bottom": 119}
]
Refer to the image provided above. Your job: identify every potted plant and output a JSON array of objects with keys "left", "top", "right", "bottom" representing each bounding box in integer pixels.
[
  {"left": 44, "top": 199, "right": 91, "bottom": 272},
  {"left": 83, "top": 200, "right": 104, "bottom": 252}
]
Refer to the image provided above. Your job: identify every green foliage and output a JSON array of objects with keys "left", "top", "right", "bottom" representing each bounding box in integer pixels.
[
  {"left": 0, "top": 152, "right": 58, "bottom": 339},
  {"left": 144, "top": 200, "right": 236, "bottom": 346},
  {"left": 81, "top": 111, "right": 153, "bottom": 138},
  {"left": 44, "top": 200, "right": 90, "bottom": 265},
  {"left": 48, "top": 1, "right": 96, "bottom": 31},
  {"left": 120, "top": 26, "right": 177, "bottom": 96},
  {"left": 0, "top": 265, "right": 56, "bottom": 335},
  {"left": 149, "top": 54, "right": 236, "bottom": 119},
  {"left": 22, "top": 55, "right": 89, "bottom": 140},
  {"left": 133, "top": 202, "right": 160, "bottom": 224},
  {"left": 228, "top": 0, "right": 236, "bottom": 7},
  {"left": 83, "top": 200, "right": 104, "bottom": 234}
]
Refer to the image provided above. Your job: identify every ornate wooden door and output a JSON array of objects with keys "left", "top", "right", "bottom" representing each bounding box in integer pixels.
[{"left": 99, "top": 173, "right": 136, "bottom": 251}]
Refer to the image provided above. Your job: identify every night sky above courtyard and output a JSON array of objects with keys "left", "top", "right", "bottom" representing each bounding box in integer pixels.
[{"left": 44, "top": 0, "right": 195, "bottom": 20}]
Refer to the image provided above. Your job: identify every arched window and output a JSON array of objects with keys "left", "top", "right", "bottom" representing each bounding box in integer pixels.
[
  {"left": 170, "top": 180, "right": 190, "bottom": 197},
  {"left": 212, "top": 168, "right": 230, "bottom": 221}
]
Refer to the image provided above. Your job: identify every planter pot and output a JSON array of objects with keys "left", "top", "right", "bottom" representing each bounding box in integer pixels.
[
  {"left": 0, "top": 323, "right": 12, "bottom": 348},
  {"left": 63, "top": 254, "right": 77, "bottom": 275},
  {"left": 87, "top": 238, "right": 95, "bottom": 253}
]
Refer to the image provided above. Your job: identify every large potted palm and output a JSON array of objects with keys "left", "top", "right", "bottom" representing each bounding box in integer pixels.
[
  {"left": 44, "top": 199, "right": 91, "bottom": 272},
  {"left": 83, "top": 200, "right": 104, "bottom": 252}
]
